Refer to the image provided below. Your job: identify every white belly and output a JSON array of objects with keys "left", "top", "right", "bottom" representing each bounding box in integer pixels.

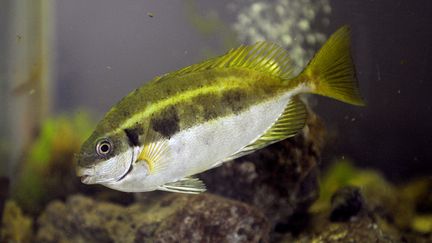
[{"left": 165, "top": 93, "right": 291, "bottom": 179}]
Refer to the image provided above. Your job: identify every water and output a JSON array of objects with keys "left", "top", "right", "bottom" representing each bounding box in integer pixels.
[{"left": 1, "top": 0, "right": 431, "bottom": 242}]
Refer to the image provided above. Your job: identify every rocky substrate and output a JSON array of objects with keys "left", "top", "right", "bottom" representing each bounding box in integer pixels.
[{"left": 36, "top": 193, "right": 269, "bottom": 243}]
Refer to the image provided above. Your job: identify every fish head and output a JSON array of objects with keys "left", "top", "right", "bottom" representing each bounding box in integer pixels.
[
  {"left": 101, "top": 160, "right": 154, "bottom": 192},
  {"left": 76, "top": 129, "right": 139, "bottom": 185}
]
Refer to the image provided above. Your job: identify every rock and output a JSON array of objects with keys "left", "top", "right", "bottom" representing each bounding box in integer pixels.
[
  {"left": 287, "top": 185, "right": 402, "bottom": 242},
  {"left": 293, "top": 215, "right": 401, "bottom": 243},
  {"left": 330, "top": 186, "right": 365, "bottom": 222},
  {"left": 36, "top": 194, "right": 270, "bottom": 243},
  {"left": 1, "top": 200, "right": 33, "bottom": 243},
  {"left": 293, "top": 187, "right": 402, "bottom": 242},
  {"left": 292, "top": 164, "right": 432, "bottom": 243},
  {"left": 314, "top": 160, "right": 413, "bottom": 230},
  {"left": 199, "top": 111, "right": 325, "bottom": 232}
]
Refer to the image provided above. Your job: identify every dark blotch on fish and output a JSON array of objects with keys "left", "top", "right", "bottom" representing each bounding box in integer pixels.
[
  {"left": 151, "top": 106, "right": 180, "bottom": 138},
  {"left": 124, "top": 127, "right": 142, "bottom": 146},
  {"left": 222, "top": 90, "right": 245, "bottom": 113}
]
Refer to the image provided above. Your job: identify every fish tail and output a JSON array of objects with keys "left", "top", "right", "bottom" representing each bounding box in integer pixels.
[{"left": 298, "top": 25, "right": 365, "bottom": 106}]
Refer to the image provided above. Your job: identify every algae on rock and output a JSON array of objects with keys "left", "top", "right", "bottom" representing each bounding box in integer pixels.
[
  {"left": 36, "top": 194, "right": 270, "bottom": 243},
  {"left": 310, "top": 160, "right": 432, "bottom": 242},
  {"left": 1, "top": 200, "right": 33, "bottom": 243}
]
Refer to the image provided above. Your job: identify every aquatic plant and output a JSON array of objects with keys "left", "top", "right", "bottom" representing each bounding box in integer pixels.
[{"left": 11, "top": 111, "right": 94, "bottom": 214}]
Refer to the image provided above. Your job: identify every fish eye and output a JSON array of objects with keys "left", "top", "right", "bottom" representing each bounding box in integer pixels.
[{"left": 96, "top": 139, "right": 113, "bottom": 156}]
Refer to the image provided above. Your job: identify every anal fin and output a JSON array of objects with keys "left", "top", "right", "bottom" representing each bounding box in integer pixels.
[
  {"left": 158, "top": 177, "right": 206, "bottom": 194},
  {"left": 225, "top": 97, "right": 307, "bottom": 161}
]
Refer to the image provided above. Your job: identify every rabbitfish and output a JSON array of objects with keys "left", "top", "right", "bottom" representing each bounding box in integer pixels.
[{"left": 76, "top": 26, "right": 364, "bottom": 193}]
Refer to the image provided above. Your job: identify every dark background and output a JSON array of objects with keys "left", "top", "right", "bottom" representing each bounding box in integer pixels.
[
  {"left": 55, "top": 0, "right": 432, "bottom": 182},
  {"left": 318, "top": 0, "right": 432, "bottom": 181}
]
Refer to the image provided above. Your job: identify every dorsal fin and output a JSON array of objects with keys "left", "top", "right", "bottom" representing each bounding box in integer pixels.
[
  {"left": 224, "top": 97, "right": 307, "bottom": 161},
  {"left": 154, "top": 41, "right": 294, "bottom": 83}
]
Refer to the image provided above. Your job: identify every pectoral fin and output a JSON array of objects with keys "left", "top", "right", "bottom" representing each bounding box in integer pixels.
[
  {"left": 158, "top": 177, "right": 207, "bottom": 194},
  {"left": 137, "top": 128, "right": 170, "bottom": 175}
]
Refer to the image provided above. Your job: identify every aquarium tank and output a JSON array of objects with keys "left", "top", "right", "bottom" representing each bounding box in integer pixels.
[{"left": 1, "top": 0, "right": 431, "bottom": 242}]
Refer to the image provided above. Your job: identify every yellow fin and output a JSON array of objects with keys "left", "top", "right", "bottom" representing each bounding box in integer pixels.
[
  {"left": 225, "top": 97, "right": 307, "bottom": 161},
  {"left": 137, "top": 129, "right": 169, "bottom": 174},
  {"left": 300, "top": 25, "right": 365, "bottom": 106},
  {"left": 156, "top": 41, "right": 294, "bottom": 82}
]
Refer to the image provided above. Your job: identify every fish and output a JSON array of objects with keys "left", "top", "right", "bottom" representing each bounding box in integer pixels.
[{"left": 76, "top": 26, "right": 364, "bottom": 194}]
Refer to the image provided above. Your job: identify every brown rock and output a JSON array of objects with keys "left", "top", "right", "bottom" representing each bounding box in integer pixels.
[
  {"left": 36, "top": 193, "right": 270, "bottom": 243},
  {"left": 292, "top": 215, "right": 401, "bottom": 243},
  {"left": 285, "top": 187, "right": 402, "bottom": 243}
]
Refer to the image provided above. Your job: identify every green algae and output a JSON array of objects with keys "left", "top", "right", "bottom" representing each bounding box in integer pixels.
[
  {"left": 0, "top": 200, "right": 33, "bottom": 243},
  {"left": 12, "top": 111, "right": 94, "bottom": 214},
  {"left": 312, "top": 159, "right": 396, "bottom": 213},
  {"left": 312, "top": 159, "right": 432, "bottom": 240}
]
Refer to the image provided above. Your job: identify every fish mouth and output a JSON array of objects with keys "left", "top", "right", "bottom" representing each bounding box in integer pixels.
[
  {"left": 77, "top": 169, "right": 125, "bottom": 185},
  {"left": 78, "top": 170, "right": 115, "bottom": 185},
  {"left": 77, "top": 148, "right": 139, "bottom": 185},
  {"left": 80, "top": 175, "right": 92, "bottom": 184},
  {"left": 77, "top": 167, "right": 97, "bottom": 184}
]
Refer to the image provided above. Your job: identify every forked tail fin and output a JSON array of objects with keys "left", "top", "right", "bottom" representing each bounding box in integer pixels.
[{"left": 300, "top": 26, "right": 365, "bottom": 106}]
